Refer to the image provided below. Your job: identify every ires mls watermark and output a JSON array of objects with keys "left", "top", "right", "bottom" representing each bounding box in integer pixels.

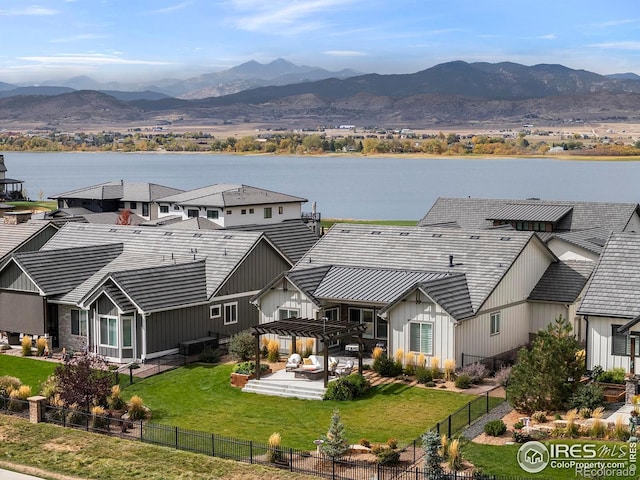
[{"left": 517, "top": 440, "right": 637, "bottom": 477}]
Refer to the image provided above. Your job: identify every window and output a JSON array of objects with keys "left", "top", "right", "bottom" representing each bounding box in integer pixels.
[
  {"left": 207, "top": 210, "right": 219, "bottom": 219},
  {"left": 249, "top": 208, "right": 254, "bottom": 214},
  {"left": 142, "top": 203, "right": 149, "bottom": 217},
  {"left": 349, "top": 308, "right": 374, "bottom": 339},
  {"left": 612, "top": 325, "right": 640, "bottom": 356},
  {"left": 187, "top": 209, "right": 199, "bottom": 218},
  {"left": 173, "top": 205, "right": 180, "bottom": 211},
  {"left": 99, "top": 317, "right": 118, "bottom": 347},
  {"left": 278, "top": 206, "right": 284, "bottom": 215},
  {"left": 224, "top": 302, "right": 238, "bottom": 325},
  {"left": 71, "top": 309, "right": 88, "bottom": 336},
  {"left": 279, "top": 308, "right": 299, "bottom": 320},
  {"left": 122, "top": 317, "right": 133, "bottom": 348},
  {"left": 490, "top": 312, "right": 501, "bottom": 335},
  {"left": 226, "top": 209, "right": 232, "bottom": 215},
  {"left": 160, "top": 205, "right": 169, "bottom": 214},
  {"left": 264, "top": 207, "right": 272, "bottom": 219},
  {"left": 210, "top": 305, "right": 221, "bottom": 318},
  {"left": 118, "top": 201, "right": 125, "bottom": 209},
  {"left": 324, "top": 308, "right": 339, "bottom": 321},
  {"left": 241, "top": 209, "right": 247, "bottom": 215},
  {"left": 130, "top": 201, "right": 137, "bottom": 210},
  {"left": 409, "top": 322, "right": 433, "bottom": 354}
]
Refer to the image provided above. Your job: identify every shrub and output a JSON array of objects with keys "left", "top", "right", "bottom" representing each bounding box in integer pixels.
[
  {"left": 554, "top": 413, "right": 562, "bottom": 421},
  {"left": 359, "top": 438, "right": 370, "bottom": 448},
  {"left": 107, "top": 384, "right": 126, "bottom": 411},
  {"left": 267, "top": 339, "right": 280, "bottom": 363},
  {"left": 532, "top": 411, "right": 547, "bottom": 423},
  {"left": 415, "top": 366, "right": 433, "bottom": 384},
  {"left": 91, "top": 405, "right": 110, "bottom": 430},
  {"left": 228, "top": 330, "right": 255, "bottom": 361},
  {"left": 267, "top": 432, "right": 283, "bottom": 463},
  {"left": 455, "top": 374, "right": 472, "bottom": 389},
  {"left": 404, "top": 363, "right": 415, "bottom": 376},
  {"left": 0, "top": 375, "right": 21, "bottom": 397},
  {"left": 232, "top": 361, "right": 271, "bottom": 375},
  {"left": 261, "top": 337, "right": 269, "bottom": 358},
  {"left": 53, "top": 354, "right": 114, "bottom": 409},
  {"left": 377, "top": 447, "right": 400, "bottom": 465},
  {"left": 323, "top": 373, "right": 370, "bottom": 400},
  {"left": 579, "top": 407, "right": 592, "bottom": 419},
  {"left": 21, "top": 336, "right": 32, "bottom": 356},
  {"left": 66, "top": 404, "right": 86, "bottom": 426},
  {"left": 372, "top": 353, "right": 403, "bottom": 377},
  {"left": 36, "top": 337, "right": 48, "bottom": 356},
  {"left": 596, "top": 367, "right": 626, "bottom": 384},
  {"left": 513, "top": 421, "right": 525, "bottom": 430},
  {"left": 569, "top": 383, "right": 604, "bottom": 411},
  {"left": 447, "top": 439, "right": 463, "bottom": 471},
  {"left": 303, "top": 339, "right": 314, "bottom": 358},
  {"left": 425, "top": 381, "right": 436, "bottom": 387},
  {"left": 444, "top": 359, "right": 456, "bottom": 381},
  {"left": 128, "top": 395, "right": 146, "bottom": 421},
  {"left": 40, "top": 375, "right": 58, "bottom": 400},
  {"left": 613, "top": 415, "right": 631, "bottom": 441},
  {"left": 370, "top": 443, "right": 385, "bottom": 455},
  {"left": 484, "top": 420, "right": 507, "bottom": 436},
  {"left": 494, "top": 365, "right": 512, "bottom": 387},
  {"left": 386, "top": 438, "right": 398, "bottom": 449},
  {"left": 372, "top": 346, "right": 384, "bottom": 360},
  {"left": 460, "top": 363, "right": 488, "bottom": 384},
  {"left": 512, "top": 429, "right": 532, "bottom": 443},
  {"left": 8, "top": 385, "right": 31, "bottom": 411}
]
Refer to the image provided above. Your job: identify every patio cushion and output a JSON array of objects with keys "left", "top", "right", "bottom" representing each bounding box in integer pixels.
[{"left": 303, "top": 358, "right": 313, "bottom": 365}]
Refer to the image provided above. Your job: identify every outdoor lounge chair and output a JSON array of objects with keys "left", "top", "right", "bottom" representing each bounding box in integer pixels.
[
  {"left": 285, "top": 353, "right": 302, "bottom": 371},
  {"left": 335, "top": 360, "right": 354, "bottom": 378}
]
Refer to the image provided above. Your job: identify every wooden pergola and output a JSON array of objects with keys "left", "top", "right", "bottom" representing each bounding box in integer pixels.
[{"left": 250, "top": 318, "right": 368, "bottom": 387}]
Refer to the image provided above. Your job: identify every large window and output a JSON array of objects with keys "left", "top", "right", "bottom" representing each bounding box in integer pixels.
[
  {"left": 409, "top": 322, "right": 433, "bottom": 355},
  {"left": 71, "top": 309, "right": 88, "bottom": 336},
  {"left": 490, "top": 312, "right": 501, "bottom": 336},
  {"left": 264, "top": 207, "right": 272, "bottom": 219},
  {"left": 207, "top": 210, "right": 219, "bottom": 219},
  {"left": 279, "top": 308, "right": 299, "bottom": 320},
  {"left": 612, "top": 326, "right": 640, "bottom": 356},
  {"left": 122, "top": 317, "right": 133, "bottom": 348},
  {"left": 160, "top": 205, "right": 169, "bottom": 214},
  {"left": 187, "top": 209, "right": 199, "bottom": 218},
  {"left": 349, "top": 308, "right": 374, "bottom": 338},
  {"left": 224, "top": 302, "right": 238, "bottom": 325},
  {"left": 142, "top": 203, "right": 149, "bottom": 217},
  {"left": 324, "top": 308, "right": 339, "bottom": 321},
  {"left": 129, "top": 201, "right": 137, "bottom": 210},
  {"left": 99, "top": 317, "right": 118, "bottom": 347}
]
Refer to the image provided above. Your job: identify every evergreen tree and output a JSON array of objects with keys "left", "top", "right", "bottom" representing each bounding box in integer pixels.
[
  {"left": 320, "top": 409, "right": 350, "bottom": 459},
  {"left": 421, "top": 431, "right": 444, "bottom": 479}
]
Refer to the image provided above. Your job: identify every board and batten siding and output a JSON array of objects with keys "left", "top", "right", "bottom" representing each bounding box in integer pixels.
[
  {"left": 207, "top": 294, "right": 258, "bottom": 338},
  {"left": 456, "top": 239, "right": 553, "bottom": 364},
  {"left": 215, "top": 239, "right": 291, "bottom": 297},
  {"left": 529, "top": 303, "right": 569, "bottom": 335},
  {"left": 146, "top": 304, "right": 211, "bottom": 354},
  {"left": 388, "top": 295, "right": 456, "bottom": 364},
  {"left": 545, "top": 239, "right": 599, "bottom": 262},
  {"left": 0, "top": 261, "right": 39, "bottom": 292},
  {"left": 587, "top": 316, "right": 635, "bottom": 371},
  {"left": 13, "top": 225, "right": 58, "bottom": 256}
]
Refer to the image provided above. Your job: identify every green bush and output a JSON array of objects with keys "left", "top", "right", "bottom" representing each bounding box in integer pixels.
[
  {"left": 323, "top": 373, "right": 370, "bottom": 400},
  {"left": 513, "top": 421, "right": 525, "bottom": 430},
  {"left": 415, "top": 366, "right": 433, "bottom": 384},
  {"left": 0, "top": 376, "right": 21, "bottom": 397},
  {"left": 531, "top": 411, "right": 547, "bottom": 423},
  {"left": 376, "top": 447, "right": 400, "bottom": 465},
  {"left": 231, "top": 361, "right": 270, "bottom": 375},
  {"left": 424, "top": 381, "right": 436, "bottom": 387},
  {"left": 372, "top": 354, "right": 403, "bottom": 377},
  {"left": 228, "top": 330, "right": 255, "bottom": 361},
  {"left": 455, "top": 374, "right": 472, "bottom": 389},
  {"left": 484, "top": 419, "right": 507, "bottom": 436},
  {"left": 596, "top": 367, "right": 626, "bottom": 384},
  {"left": 568, "top": 383, "right": 604, "bottom": 410},
  {"left": 512, "top": 430, "right": 532, "bottom": 443}
]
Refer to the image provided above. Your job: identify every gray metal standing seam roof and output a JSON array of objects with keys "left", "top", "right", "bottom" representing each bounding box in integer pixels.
[
  {"left": 156, "top": 184, "right": 307, "bottom": 207},
  {"left": 528, "top": 260, "right": 594, "bottom": 303},
  {"left": 292, "top": 224, "right": 549, "bottom": 313},
  {"left": 578, "top": 232, "right": 640, "bottom": 319},
  {"left": 488, "top": 203, "right": 574, "bottom": 223},
  {"left": 419, "top": 197, "right": 640, "bottom": 233}
]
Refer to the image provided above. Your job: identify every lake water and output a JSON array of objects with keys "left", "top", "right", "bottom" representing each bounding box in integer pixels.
[{"left": 4, "top": 152, "right": 640, "bottom": 220}]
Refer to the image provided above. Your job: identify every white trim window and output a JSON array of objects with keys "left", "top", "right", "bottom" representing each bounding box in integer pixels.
[
  {"left": 349, "top": 308, "right": 375, "bottom": 339},
  {"left": 99, "top": 316, "right": 118, "bottom": 347},
  {"left": 264, "top": 207, "right": 272, "bottom": 219},
  {"left": 122, "top": 316, "right": 134, "bottom": 348},
  {"left": 210, "top": 305, "right": 221, "bottom": 319},
  {"left": 71, "top": 309, "right": 88, "bottom": 336},
  {"left": 490, "top": 312, "right": 501, "bottom": 336},
  {"left": 224, "top": 302, "right": 238, "bottom": 325},
  {"left": 409, "top": 322, "right": 433, "bottom": 355},
  {"left": 279, "top": 308, "right": 299, "bottom": 320}
]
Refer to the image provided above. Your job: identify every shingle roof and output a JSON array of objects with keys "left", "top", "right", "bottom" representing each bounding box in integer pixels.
[
  {"left": 156, "top": 184, "right": 307, "bottom": 207},
  {"left": 488, "top": 203, "right": 573, "bottom": 223},
  {"left": 12, "top": 244, "right": 123, "bottom": 295},
  {"left": 578, "top": 232, "right": 640, "bottom": 319},
  {"left": 419, "top": 197, "right": 640, "bottom": 232},
  {"left": 49, "top": 181, "right": 183, "bottom": 202},
  {"left": 419, "top": 274, "right": 474, "bottom": 320},
  {"left": 227, "top": 219, "right": 318, "bottom": 263},
  {"left": 88, "top": 260, "right": 208, "bottom": 313},
  {"left": 551, "top": 228, "right": 611, "bottom": 255},
  {"left": 293, "top": 224, "right": 548, "bottom": 313},
  {"left": 528, "top": 260, "right": 594, "bottom": 303},
  {"left": 162, "top": 217, "right": 221, "bottom": 230},
  {"left": 0, "top": 221, "right": 57, "bottom": 263}
]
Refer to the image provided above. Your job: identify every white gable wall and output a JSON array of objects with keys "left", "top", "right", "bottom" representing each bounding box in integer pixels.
[
  {"left": 546, "top": 238, "right": 599, "bottom": 262},
  {"left": 624, "top": 212, "right": 640, "bottom": 232},
  {"left": 529, "top": 302, "right": 569, "bottom": 335},
  {"left": 587, "top": 316, "right": 634, "bottom": 371},
  {"left": 157, "top": 202, "right": 302, "bottom": 227}
]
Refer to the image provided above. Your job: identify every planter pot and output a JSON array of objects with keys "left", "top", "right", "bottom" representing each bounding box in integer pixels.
[
  {"left": 7, "top": 333, "right": 20, "bottom": 346},
  {"left": 230, "top": 368, "right": 272, "bottom": 388}
]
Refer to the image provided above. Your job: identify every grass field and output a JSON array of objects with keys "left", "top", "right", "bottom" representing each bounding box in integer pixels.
[
  {"left": 7, "top": 200, "right": 56, "bottom": 211},
  {"left": 0, "top": 354, "right": 58, "bottom": 391}
]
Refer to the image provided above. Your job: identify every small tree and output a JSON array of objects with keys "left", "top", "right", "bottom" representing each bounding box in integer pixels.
[
  {"left": 507, "top": 315, "right": 584, "bottom": 414},
  {"left": 116, "top": 209, "right": 132, "bottom": 225},
  {"left": 228, "top": 330, "right": 255, "bottom": 361},
  {"left": 321, "top": 409, "right": 350, "bottom": 459},
  {"left": 422, "top": 431, "right": 444, "bottom": 479},
  {"left": 54, "top": 354, "right": 114, "bottom": 410}
]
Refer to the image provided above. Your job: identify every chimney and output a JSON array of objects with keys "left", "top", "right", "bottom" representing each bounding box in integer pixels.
[{"left": 449, "top": 255, "right": 454, "bottom": 268}]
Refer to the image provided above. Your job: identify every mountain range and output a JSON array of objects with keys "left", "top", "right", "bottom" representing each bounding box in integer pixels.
[{"left": 1, "top": 60, "right": 639, "bottom": 130}]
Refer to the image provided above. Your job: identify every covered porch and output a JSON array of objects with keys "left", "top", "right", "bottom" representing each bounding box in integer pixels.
[{"left": 250, "top": 318, "right": 367, "bottom": 387}]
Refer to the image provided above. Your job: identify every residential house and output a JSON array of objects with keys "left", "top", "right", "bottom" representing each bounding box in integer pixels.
[
  {"left": 0, "top": 154, "right": 25, "bottom": 201},
  {"left": 577, "top": 232, "right": 640, "bottom": 371},
  {"left": 49, "top": 181, "right": 184, "bottom": 221},
  {"left": 0, "top": 223, "right": 292, "bottom": 362},
  {"left": 251, "top": 224, "right": 560, "bottom": 365},
  {"left": 0, "top": 220, "right": 58, "bottom": 268}
]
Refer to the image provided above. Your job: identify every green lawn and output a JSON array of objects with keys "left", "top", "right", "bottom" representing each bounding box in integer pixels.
[
  {"left": 463, "top": 440, "right": 638, "bottom": 479},
  {"left": 0, "top": 354, "right": 58, "bottom": 392},
  {"left": 7, "top": 200, "right": 56, "bottom": 211},
  {"left": 123, "top": 363, "right": 475, "bottom": 448}
]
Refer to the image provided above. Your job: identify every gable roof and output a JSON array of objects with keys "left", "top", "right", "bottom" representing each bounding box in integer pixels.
[
  {"left": 419, "top": 197, "right": 640, "bottom": 232},
  {"left": 11, "top": 244, "right": 123, "bottom": 295},
  {"left": 578, "top": 232, "right": 640, "bottom": 319},
  {"left": 551, "top": 227, "right": 610, "bottom": 255},
  {"left": 49, "top": 181, "right": 184, "bottom": 202},
  {"left": 528, "top": 260, "right": 594, "bottom": 303},
  {"left": 0, "top": 221, "right": 58, "bottom": 264},
  {"left": 292, "top": 223, "right": 551, "bottom": 313},
  {"left": 155, "top": 184, "right": 307, "bottom": 207}
]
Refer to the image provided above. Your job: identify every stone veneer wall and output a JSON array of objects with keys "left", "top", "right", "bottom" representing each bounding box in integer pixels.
[{"left": 58, "top": 304, "right": 88, "bottom": 352}]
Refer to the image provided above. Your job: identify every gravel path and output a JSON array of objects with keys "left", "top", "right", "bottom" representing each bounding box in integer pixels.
[{"left": 461, "top": 400, "right": 513, "bottom": 440}]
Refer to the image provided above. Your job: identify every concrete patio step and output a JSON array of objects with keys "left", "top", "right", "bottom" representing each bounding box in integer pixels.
[{"left": 242, "top": 374, "right": 327, "bottom": 400}]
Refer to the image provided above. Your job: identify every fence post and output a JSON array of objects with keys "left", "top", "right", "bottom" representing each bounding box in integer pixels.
[
  {"left": 175, "top": 426, "right": 179, "bottom": 449},
  {"left": 461, "top": 353, "right": 465, "bottom": 367},
  {"left": 289, "top": 447, "right": 293, "bottom": 471},
  {"left": 413, "top": 439, "right": 416, "bottom": 463},
  {"left": 86, "top": 410, "right": 89, "bottom": 431},
  {"left": 468, "top": 401, "right": 471, "bottom": 426},
  {"left": 140, "top": 420, "right": 143, "bottom": 441},
  {"left": 211, "top": 433, "right": 215, "bottom": 457},
  {"left": 249, "top": 440, "right": 253, "bottom": 464},
  {"left": 448, "top": 415, "right": 451, "bottom": 438},
  {"left": 486, "top": 391, "right": 490, "bottom": 413},
  {"left": 62, "top": 406, "right": 66, "bottom": 428}
]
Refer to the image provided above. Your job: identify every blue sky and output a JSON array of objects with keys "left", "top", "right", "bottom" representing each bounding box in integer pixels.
[{"left": 1, "top": 0, "right": 639, "bottom": 84}]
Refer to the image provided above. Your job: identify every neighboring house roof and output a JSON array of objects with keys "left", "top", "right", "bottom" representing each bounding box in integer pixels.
[
  {"left": 49, "top": 181, "right": 184, "bottom": 202},
  {"left": 227, "top": 219, "right": 318, "bottom": 263},
  {"left": 419, "top": 197, "right": 640, "bottom": 232},
  {"left": 141, "top": 215, "right": 183, "bottom": 227},
  {"left": 162, "top": 217, "right": 221, "bottom": 230},
  {"left": 0, "top": 221, "right": 58, "bottom": 264},
  {"left": 551, "top": 227, "right": 610, "bottom": 255},
  {"left": 578, "top": 232, "right": 640, "bottom": 319},
  {"left": 82, "top": 260, "right": 208, "bottom": 314},
  {"left": 11, "top": 244, "right": 123, "bottom": 295},
  {"left": 528, "top": 260, "right": 594, "bottom": 303},
  {"left": 290, "top": 224, "right": 551, "bottom": 314},
  {"left": 155, "top": 184, "right": 307, "bottom": 207},
  {"left": 81, "top": 212, "right": 146, "bottom": 226}
]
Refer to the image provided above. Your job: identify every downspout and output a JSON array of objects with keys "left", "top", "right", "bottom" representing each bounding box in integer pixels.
[
  {"left": 141, "top": 313, "right": 148, "bottom": 363},
  {"left": 584, "top": 316, "right": 589, "bottom": 371}
]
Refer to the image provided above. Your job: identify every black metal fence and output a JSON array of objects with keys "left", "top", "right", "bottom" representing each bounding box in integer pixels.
[{"left": 1, "top": 392, "right": 543, "bottom": 480}]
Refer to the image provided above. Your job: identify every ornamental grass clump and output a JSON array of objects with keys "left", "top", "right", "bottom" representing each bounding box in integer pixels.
[
  {"left": 447, "top": 438, "right": 463, "bottom": 471},
  {"left": 36, "top": 337, "right": 48, "bottom": 356},
  {"left": 394, "top": 348, "right": 404, "bottom": 365},
  {"left": 439, "top": 434, "right": 449, "bottom": 459},
  {"left": 128, "top": 395, "right": 146, "bottom": 421},
  {"left": 590, "top": 406, "right": 607, "bottom": 438},
  {"left": 8, "top": 385, "right": 31, "bottom": 411},
  {"left": 304, "top": 338, "right": 314, "bottom": 358},
  {"left": 444, "top": 359, "right": 456, "bottom": 382},
  {"left": 430, "top": 357, "right": 441, "bottom": 379},
  {"left": 372, "top": 346, "right": 384, "bottom": 360},
  {"left": 564, "top": 408, "right": 580, "bottom": 438},
  {"left": 267, "top": 339, "right": 280, "bottom": 362},
  {"left": 267, "top": 432, "right": 283, "bottom": 463},
  {"left": 107, "top": 384, "right": 126, "bottom": 411},
  {"left": 0, "top": 376, "right": 21, "bottom": 397},
  {"left": 21, "top": 336, "right": 32, "bottom": 356},
  {"left": 613, "top": 415, "right": 631, "bottom": 441},
  {"left": 416, "top": 353, "right": 426, "bottom": 368},
  {"left": 91, "top": 405, "right": 110, "bottom": 430}
]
